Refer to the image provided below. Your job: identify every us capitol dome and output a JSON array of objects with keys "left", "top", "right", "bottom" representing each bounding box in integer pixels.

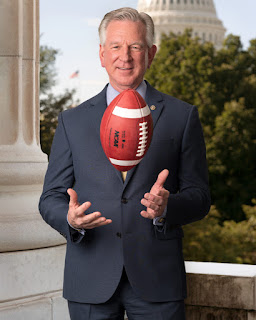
[{"left": 137, "top": 0, "right": 226, "bottom": 49}]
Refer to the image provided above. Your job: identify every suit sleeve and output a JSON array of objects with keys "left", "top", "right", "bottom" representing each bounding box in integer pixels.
[
  {"left": 39, "top": 112, "right": 84, "bottom": 243},
  {"left": 166, "top": 105, "right": 211, "bottom": 226}
]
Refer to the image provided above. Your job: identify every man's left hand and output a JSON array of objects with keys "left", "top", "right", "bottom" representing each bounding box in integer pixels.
[{"left": 140, "top": 169, "right": 170, "bottom": 219}]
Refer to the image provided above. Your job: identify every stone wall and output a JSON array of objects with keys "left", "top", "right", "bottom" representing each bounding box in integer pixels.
[
  {"left": 0, "top": 246, "right": 68, "bottom": 320},
  {"left": 185, "top": 262, "right": 256, "bottom": 320}
]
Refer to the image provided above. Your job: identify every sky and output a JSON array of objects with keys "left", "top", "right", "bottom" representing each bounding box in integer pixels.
[{"left": 40, "top": 0, "right": 256, "bottom": 103}]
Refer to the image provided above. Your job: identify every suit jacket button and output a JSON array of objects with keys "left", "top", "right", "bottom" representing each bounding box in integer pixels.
[
  {"left": 121, "top": 198, "right": 128, "bottom": 204},
  {"left": 116, "top": 232, "right": 122, "bottom": 238}
]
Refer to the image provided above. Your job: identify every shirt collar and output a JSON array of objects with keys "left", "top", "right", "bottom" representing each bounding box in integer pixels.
[{"left": 106, "top": 81, "right": 147, "bottom": 106}]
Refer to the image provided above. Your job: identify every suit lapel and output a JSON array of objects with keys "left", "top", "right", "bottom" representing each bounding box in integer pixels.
[
  {"left": 123, "top": 82, "right": 164, "bottom": 189},
  {"left": 145, "top": 81, "right": 164, "bottom": 129},
  {"left": 89, "top": 85, "right": 108, "bottom": 137}
]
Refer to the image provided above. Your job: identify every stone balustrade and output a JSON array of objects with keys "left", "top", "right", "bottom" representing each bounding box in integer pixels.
[
  {"left": 1, "top": 255, "right": 255, "bottom": 319},
  {"left": 185, "top": 261, "right": 256, "bottom": 319}
]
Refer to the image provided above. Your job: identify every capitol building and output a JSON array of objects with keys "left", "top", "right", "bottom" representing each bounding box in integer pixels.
[{"left": 137, "top": 0, "right": 226, "bottom": 49}]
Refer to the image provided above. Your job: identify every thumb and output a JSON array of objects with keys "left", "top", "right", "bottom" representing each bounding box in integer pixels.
[
  {"left": 67, "top": 188, "right": 78, "bottom": 207},
  {"left": 155, "top": 169, "right": 169, "bottom": 189}
]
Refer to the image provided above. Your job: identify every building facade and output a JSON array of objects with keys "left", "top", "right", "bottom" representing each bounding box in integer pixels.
[{"left": 137, "top": 0, "right": 226, "bottom": 49}]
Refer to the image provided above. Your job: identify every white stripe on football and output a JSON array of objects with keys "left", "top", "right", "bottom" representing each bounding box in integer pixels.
[{"left": 112, "top": 105, "right": 151, "bottom": 118}]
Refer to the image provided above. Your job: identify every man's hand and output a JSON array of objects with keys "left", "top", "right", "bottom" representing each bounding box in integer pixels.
[
  {"left": 67, "top": 189, "right": 112, "bottom": 229},
  {"left": 140, "top": 169, "right": 170, "bottom": 219}
]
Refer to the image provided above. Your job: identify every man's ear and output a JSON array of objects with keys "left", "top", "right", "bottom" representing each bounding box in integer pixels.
[
  {"left": 147, "top": 45, "right": 157, "bottom": 69},
  {"left": 99, "top": 44, "right": 105, "bottom": 68}
]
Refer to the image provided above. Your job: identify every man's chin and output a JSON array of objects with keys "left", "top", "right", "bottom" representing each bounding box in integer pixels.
[
  {"left": 112, "top": 78, "right": 142, "bottom": 91},
  {"left": 113, "top": 83, "right": 138, "bottom": 92}
]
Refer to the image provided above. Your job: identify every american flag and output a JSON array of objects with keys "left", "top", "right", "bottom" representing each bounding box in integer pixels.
[{"left": 70, "top": 70, "right": 79, "bottom": 78}]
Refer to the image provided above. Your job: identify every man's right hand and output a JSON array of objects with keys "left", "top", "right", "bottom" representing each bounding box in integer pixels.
[{"left": 67, "top": 188, "right": 112, "bottom": 230}]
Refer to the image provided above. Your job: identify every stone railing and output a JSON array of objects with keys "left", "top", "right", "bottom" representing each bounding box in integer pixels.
[
  {"left": 185, "top": 261, "right": 256, "bottom": 319},
  {"left": 1, "top": 253, "right": 255, "bottom": 319}
]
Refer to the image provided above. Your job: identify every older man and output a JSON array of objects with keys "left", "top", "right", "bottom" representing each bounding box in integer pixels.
[{"left": 39, "top": 7, "right": 210, "bottom": 320}]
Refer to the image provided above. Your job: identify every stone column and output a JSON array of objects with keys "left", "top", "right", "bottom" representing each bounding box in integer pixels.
[{"left": 0, "top": 1, "right": 68, "bottom": 318}]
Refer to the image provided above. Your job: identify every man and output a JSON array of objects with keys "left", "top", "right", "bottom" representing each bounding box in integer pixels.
[{"left": 39, "top": 7, "right": 210, "bottom": 320}]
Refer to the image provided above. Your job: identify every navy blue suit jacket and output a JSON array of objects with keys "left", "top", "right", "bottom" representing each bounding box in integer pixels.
[{"left": 39, "top": 82, "right": 210, "bottom": 304}]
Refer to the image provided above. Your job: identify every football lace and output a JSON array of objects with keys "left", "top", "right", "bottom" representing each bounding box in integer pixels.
[{"left": 136, "top": 122, "right": 148, "bottom": 157}]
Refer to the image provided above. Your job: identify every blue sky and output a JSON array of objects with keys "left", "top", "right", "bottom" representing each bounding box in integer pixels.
[{"left": 40, "top": 0, "right": 256, "bottom": 102}]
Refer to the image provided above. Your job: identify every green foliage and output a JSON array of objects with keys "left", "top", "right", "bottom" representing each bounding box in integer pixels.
[
  {"left": 146, "top": 31, "right": 256, "bottom": 222},
  {"left": 207, "top": 99, "right": 256, "bottom": 221},
  {"left": 40, "top": 89, "right": 76, "bottom": 156},
  {"left": 40, "top": 45, "right": 78, "bottom": 156},
  {"left": 183, "top": 201, "right": 256, "bottom": 264},
  {"left": 40, "top": 45, "right": 58, "bottom": 94}
]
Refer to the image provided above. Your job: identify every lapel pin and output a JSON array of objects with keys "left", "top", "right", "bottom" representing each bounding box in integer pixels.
[{"left": 150, "top": 105, "right": 156, "bottom": 111}]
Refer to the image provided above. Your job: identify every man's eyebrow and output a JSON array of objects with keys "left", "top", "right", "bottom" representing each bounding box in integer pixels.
[
  {"left": 130, "top": 42, "right": 145, "bottom": 47},
  {"left": 109, "top": 41, "right": 120, "bottom": 46},
  {"left": 108, "top": 41, "right": 145, "bottom": 47}
]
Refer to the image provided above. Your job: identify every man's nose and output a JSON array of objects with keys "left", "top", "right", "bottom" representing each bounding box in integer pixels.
[{"left": 119, "top": 46, "right": 132, "bottom": 62}]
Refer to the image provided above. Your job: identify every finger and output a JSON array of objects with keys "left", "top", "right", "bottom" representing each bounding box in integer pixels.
[
  {"left": 84, "top": 218, "right": 112, "bottom": 229},
  {"left": 154, "top": 169, "right": 169, "bottom": 189},
  {"left": 75, "top": 201, "right": 92, "bottom": 216},
  {"left": 147, "top": 189, "right": 170, "bottom": 200},
  {"left": 82, "top": 211, "right": 102, "bottom": 224},
  {"left": 158, "top": 189, "right": 170, "bottom": 198},
  {"left": 141, "top": 198, "right": 160, "bottom": 212},
  {"left": 144, "top": 193, "right": 164, "bottom": 206},
  {"left": 140, "top": 210, "right": 154, "bottom": 219},
  {"left": 71, "top": 210, "right": 101, "bottom": 228},
  {"left": 67, "top": 188, "right": 78, "bottom": 207}
]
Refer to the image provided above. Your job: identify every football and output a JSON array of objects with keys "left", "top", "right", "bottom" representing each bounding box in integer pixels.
[{"left": 100, "top": 89, "right": 153, "bottom": 171}]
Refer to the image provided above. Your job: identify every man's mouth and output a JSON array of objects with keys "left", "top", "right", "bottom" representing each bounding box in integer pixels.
[{"left": 117, "top": 67, "right": 133, "bottom": 70}]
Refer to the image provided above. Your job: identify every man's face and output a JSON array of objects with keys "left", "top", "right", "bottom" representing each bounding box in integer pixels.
[{"left": 99, "top": 20, "right": 157, "bottom": 92}]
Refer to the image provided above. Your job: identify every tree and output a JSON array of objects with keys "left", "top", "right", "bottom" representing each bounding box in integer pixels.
[
  {"left": 183, "top": 201, "right": 256, "bottom": 264},
  {"left": 40, "top": 45, "right": 78, "bottom": 156},
  {"left": 146, "top": 31, "right": 256, "bottom": 221},
  {"left": 146, "top": 30, "right": 217, "bottom": 128},
  {"left": 207, "top": 99, "right": 256, "bottom": 221}
]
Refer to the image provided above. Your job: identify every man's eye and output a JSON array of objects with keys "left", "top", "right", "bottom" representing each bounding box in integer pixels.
[{"left": 131, "top": 46, "right": 142, "bottom": 51}]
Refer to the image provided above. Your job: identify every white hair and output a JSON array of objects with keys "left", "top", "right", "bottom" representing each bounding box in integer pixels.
[{"left": 98, "top": 7, "right": 155, "bottom": 48}]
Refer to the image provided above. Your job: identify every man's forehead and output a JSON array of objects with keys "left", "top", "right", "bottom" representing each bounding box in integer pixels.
[
  {"left": 106, "top": 19, "right": 146, "bottom": 32},
  {"left": 105, "top": 20, "right": 146, "bottom": 41}
]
